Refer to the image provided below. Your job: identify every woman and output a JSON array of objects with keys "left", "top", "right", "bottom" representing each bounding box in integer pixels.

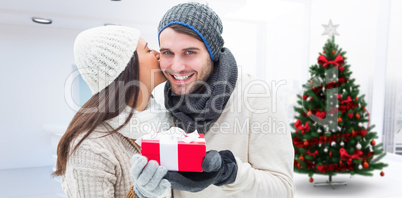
[{"left": 53, "top": 26, "right": 171, "bottom": 198}]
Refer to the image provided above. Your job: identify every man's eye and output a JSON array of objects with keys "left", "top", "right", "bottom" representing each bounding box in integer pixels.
[
  {"left": 148, "top": 50, "right": 153, "bottom": 53},
  {"left": 186, "top": 51, "right": 195, "bottom": 55},
  {"left": 163, "top": 51, "right": 173, "bottom": 55}
]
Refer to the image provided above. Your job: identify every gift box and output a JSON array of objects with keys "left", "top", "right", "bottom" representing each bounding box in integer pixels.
[{"left": 137, "top": 127, "right": 206, "bottom": 172}]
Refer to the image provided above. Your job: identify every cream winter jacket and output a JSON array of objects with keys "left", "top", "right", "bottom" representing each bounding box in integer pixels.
[{"left": 172, "top": 71, "right": 295, "bottom": 198}]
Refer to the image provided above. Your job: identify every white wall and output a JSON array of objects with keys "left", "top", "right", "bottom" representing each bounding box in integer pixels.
[
  {"left": 223, "top": 0, "right": 388, "bottom": 124},
  {"left": 0, "top": 23, "right": 81, "bottom": 169},
  {"left": 0, "top": 0, "right": 400, "bottom": 169}
]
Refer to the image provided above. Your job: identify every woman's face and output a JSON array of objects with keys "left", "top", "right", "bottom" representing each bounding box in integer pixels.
[{"left": 137, "top": 38, "right": 166, "bottom": 92}]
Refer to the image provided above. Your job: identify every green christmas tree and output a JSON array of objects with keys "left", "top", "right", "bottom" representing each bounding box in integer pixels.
[{"left": 291, "top": 36, "right": 387, "bottom": 185}]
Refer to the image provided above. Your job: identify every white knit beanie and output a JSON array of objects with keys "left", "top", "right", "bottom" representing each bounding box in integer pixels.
[{"left": 74, "top": 26, "right": 140, "bottom": 95}]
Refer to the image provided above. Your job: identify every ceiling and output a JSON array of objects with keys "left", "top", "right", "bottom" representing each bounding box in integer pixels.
[{"left": 0, "top": 0, "right": 247, "bottom": 30}]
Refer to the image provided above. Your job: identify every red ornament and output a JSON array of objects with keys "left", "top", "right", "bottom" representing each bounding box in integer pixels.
[
  {"left": 307, "top": 110, "right": 312, "bottom": 117},
  {"left": 363, "top": 161, "right": 369, "bottom": 169},
  {"left": 356, "top": 96, "right": 359, "bottom": 101},
  {"left": 309, "top": 178, "right": 314, "bottom": 183},
  {"left": 348, "top": 113, "right": 354, "bottom": 119},
  {"left": 337, "top": 117, "right": 342, "bottom": 123},
  {"left": 371, "top": 140, "right": 376, "bottom": 146},
  {"left": 303, "top": 95, "right": 308, "bottom": 100},
  {"left": 299, "top": 155, "right": 305, "bottom": 161},
  {"left": 339, "top": 66, "right": 345, "bottom": 72},
  {"left": 323, "top": 50, "right": 326, "bottom": 54},
  {"left": 304, "top": 140, "right": 309, "bottom": 146},
  {"left": 310, "top": 96, "right": 313, "bottom": 100},
  {"left": 356, "top": 113, "right": 361, "bottom": 119},
  {"left": 380, "top": 171, "right": 385, "bottom": 177},
  {"left": 316, "top": 111, "right": 326, "bottom": 120},
  {"left": 332, "top": 50, "right": 335, "bottom": 55},
  {"left": 297, "top": 163, "right": 301, "bottom": 169},
  {"left": 352, "top": 130, "right": 356, "bottom": 136}
]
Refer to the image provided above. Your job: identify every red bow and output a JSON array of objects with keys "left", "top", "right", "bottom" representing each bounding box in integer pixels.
[
  {"left": 306, "top": 150, "right": 318, "bottom": 157},
  {"left": 294, "top": 119, "right": 310, "bottom": 134},
  {"left": 318, "top": 55, "right": 344, "bottom": 68},
  {"left": 340, "top": 148, "right": 363, "bottom": 165},
  {"left": 337, "top": 94, "right": 353, "bottom": 103},
  {"left": 339, "top": 96, "right": 352, "bottom": 104}
]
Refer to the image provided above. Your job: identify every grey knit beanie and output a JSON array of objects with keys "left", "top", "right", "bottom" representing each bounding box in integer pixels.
[
  {"left": 74, "top": 26, "right": 140, "bottom": 95},
  {"left": 158, "top": 2, "right": 224, "bottom": 61}
]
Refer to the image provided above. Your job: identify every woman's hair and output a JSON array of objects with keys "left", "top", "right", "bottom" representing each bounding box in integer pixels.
[
  {"left": 169, "top": 24, "right": 203, "bottom": 43},
  {"left": 53, "top": 51, "right": 140, "bottom": 176}
]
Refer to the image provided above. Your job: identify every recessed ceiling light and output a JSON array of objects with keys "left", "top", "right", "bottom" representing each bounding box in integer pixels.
[
  {"left": 104, "top": 23, "right": 121, "bottom": 26},
  {"left": 32, "top": 17, "right": 52, "bottom": 25}
]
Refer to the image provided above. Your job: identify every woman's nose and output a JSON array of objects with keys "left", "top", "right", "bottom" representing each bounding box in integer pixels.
[
  {"left": 152, "top": 50, "right": 160, "bottom": 60},
  {"left": 152, "top": 50, "right": 161, "bottom": 60}
]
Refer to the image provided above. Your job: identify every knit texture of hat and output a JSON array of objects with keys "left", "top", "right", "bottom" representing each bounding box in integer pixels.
[
  {"left": 74, "top": 26, "right": 140, "bottom": 95},
  {"left": 158, "top": 2, "right": 224, "bottom": 61}
]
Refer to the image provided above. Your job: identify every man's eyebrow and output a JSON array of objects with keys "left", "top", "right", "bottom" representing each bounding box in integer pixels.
[
  {"left": 159, "top": 47, "right": 201, "bottom": 51},
  {"left": 183, "top": 47, "right": 200, "bottom": 51},
  {"left": 144, "top": 42, "right": 148, "bottom": 49}
]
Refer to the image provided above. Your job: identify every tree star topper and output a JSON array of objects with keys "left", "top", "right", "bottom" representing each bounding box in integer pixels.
[{"left": 322, "top": 20, "right": 339, "bottom": 37}]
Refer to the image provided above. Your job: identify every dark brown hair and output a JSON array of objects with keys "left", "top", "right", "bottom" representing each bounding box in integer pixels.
[
  {"left": 53, "top": 51, "right": 140, "bottom": 176},
  {"left": 169, "top": 24, "right": 203, "bottom": 42}
]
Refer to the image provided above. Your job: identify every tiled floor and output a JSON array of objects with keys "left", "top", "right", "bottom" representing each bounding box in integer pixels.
[{"left": 0, "top": 166, "right": 65, "bottom": 198}]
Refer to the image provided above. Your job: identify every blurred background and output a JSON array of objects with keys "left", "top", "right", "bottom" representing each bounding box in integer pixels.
[{"left": 0, "top": 0, "right": 401, "bottom": 197}]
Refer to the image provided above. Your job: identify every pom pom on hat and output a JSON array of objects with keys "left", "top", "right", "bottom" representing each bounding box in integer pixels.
[{"left": 74, "top": 25, "right": 140, "bottom": 95}]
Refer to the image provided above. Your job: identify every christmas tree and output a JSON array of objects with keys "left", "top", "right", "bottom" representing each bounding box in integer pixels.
[{"left": 291, "top": 36, "right": 388, "bottom": 185}]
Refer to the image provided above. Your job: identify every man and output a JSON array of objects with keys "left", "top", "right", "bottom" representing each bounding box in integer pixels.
[{"left": 158, "top": 2, "right": 295, "bottom": 197}]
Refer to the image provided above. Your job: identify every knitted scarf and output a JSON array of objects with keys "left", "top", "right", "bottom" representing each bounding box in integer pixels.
[{"left": 164, "top": 48, "right": 238, "bottom": 134}]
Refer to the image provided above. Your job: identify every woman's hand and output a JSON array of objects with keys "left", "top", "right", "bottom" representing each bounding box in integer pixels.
[{"left": 130, "top": 154, "right": 171, "bottom": 198}]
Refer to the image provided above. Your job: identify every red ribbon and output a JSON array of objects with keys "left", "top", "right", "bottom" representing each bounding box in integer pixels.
[
  {"left": 340, "top": 148, "right": 363, "bottom": 165},
  {"left": 318, "top": 55, "right": 345, "bottom": 68},
  {"left": 294, "top": 119, "right": 310, "bottom": 134}
]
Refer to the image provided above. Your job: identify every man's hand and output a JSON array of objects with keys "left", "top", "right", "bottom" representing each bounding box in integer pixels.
[{"left": 164, "top": 150, "right": 238, "bottom": 192}]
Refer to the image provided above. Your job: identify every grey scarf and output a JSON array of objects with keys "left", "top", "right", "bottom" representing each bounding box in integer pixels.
[{"left": 164, "top": 48, "right": 238, "bottom": 133}]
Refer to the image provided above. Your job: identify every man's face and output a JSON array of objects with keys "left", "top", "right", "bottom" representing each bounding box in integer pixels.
[{"left": 159, "top": 27, "right": 213, "bottom": 95}]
